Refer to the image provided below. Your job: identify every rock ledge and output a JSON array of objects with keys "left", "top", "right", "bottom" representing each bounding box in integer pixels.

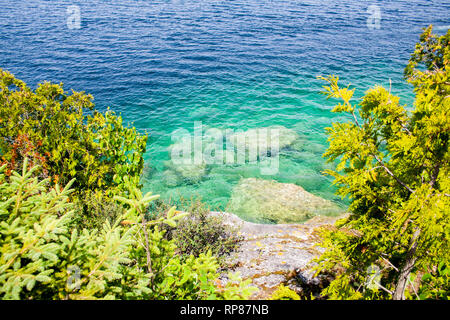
[{"left": 215, "top": 211, "right": 344, "bottom": 299}]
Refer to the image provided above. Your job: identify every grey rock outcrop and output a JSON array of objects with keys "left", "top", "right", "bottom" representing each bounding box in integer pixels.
[{"left": 216, "top": 212, "right": 345, "bottom": 299}]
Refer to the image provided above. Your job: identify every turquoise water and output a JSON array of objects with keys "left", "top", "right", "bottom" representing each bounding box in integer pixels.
[{"left": 1, "top": 1, "right": 449, "bottom": 215}]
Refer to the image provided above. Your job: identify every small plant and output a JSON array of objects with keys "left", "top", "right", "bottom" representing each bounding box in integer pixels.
[{"left": 270, "top": 285, "right": 301, "bottom": 300}]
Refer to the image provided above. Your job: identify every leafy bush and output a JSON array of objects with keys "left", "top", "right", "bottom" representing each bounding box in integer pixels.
[
  {"left": 0, "top": 161, "right": 255, "bottom": 300},
  {"left": 0, "top": 69, "right": 147, "bottom": 203},
  {"left": 140, "top": 226, "right": 255, "bottom": 300},
  {"left": 72, "top": 190, "right": 126, "bottom": 230}
]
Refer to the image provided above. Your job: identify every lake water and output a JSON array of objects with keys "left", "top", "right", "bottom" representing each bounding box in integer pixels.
[{"left": 1, "top": 0, "right": 449, "bottom": 219}]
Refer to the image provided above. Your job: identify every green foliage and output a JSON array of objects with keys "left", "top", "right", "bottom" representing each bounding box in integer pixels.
[
  {"left": 0, "top": 162, "right": 254, "bottom": 300},
  {"left": 314, "top": 26, "right": 449, "bottom": 300},
  {"left": 0, "top": 69, "right": 147, "bottom": 201},
  {"left": 0, "top": 159, "right": 144, "bottom": 299},
  {"left": 138, "top": 228, "right": 255, "bottom": 300},
  {"left": 270, "top": 285, "right": 300, "bottom": 300},
  {"left": 72, "top": 191, "right": 126, "bottom": 230},
  {"left": 157, "top": 199, "right": 243, "bottom": 264},
  {"left": 418, "top": 261, "right": 449, "bottom": 300},
  {"left": 216, "top": 272, "right": 258, "bottom": 300}
]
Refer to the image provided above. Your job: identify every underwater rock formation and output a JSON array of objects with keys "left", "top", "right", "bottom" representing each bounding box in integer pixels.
[
  {"left": 166, "top": 135, "right": 208, "bottom": 183},
  {"left": 164, "top": 160, "right": 207, "bottom": 184},
  {"left": 227, "top": 125, "right": 299, "bottom": 160},
  {"left": 162, "top": 169, "right": 181, "bottom": 187},
  {"left": 226, "top": 178, "right": 344, "bottom": 224},
  {"left": 165, "top": 125, "right": 299, "bottom": 183}
]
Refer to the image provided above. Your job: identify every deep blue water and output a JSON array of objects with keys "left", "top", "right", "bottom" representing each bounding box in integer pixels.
[{"left": 1, "top": 1, "right": 449, "bottom": 219}]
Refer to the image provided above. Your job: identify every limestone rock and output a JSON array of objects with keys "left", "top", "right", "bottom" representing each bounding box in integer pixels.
[
  {"left": 216, "top": 212, "right": 345, "bottom": 299},
  {"left": 226, "top": 178, "right": 344, "bottom": 224}
]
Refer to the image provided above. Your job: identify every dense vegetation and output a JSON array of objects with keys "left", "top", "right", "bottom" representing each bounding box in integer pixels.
[
  {"left": 0, "top": 70, "right": 146, "bottom": 195},
  {"left": 0, "top": 69, "right": 255, "bottom": 300},
  {"left": 314, "top": 26, "right": 449, "bottom": 300}
]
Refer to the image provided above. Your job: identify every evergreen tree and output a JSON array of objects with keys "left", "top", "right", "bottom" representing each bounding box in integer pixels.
[{"left": 314, "top": 26, "right": 449, "bottom": 300}]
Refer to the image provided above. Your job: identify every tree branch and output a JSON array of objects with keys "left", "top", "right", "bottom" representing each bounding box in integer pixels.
[
  {"left": 141, "top": 216, "right": 153, "bottom": 276},
  {"left": 372, "top": 153, "right": 415, "bottom": 194},
  {"left": 375, "top": 281, "right": 393, "bottom": 295},
  {"left": 393, "top": 228, "right": 421, "bottom": 300}
]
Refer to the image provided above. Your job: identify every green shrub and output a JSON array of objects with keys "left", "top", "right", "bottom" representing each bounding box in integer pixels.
[
  {"left": 72, "top": 190, "right": 126, "bottom": 230},
  {"left": 157, "top": 199, "right": 243, "bottom": 264},
  {"left": 314, "top": 26, "right": 449, "bottom": 300},
  {"left": 0, "top": 161, "right": 255, "bottom": 300},
  {"left": 138, "top": 225, "right": 255, "bottom": 300},
  {"left": 0, "top": 69, "right": 147, "bottom": 211},
  {"left": 0, "top": 160, "right": 144, "bottom": 299}
]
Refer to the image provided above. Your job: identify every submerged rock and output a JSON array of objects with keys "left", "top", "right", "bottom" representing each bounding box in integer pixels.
[
  {"left": 162, "top": 169, "right": 181, "bottom": 187},
  {"left": 226, "top": 178, "right": 344, "bottom": 224},
  {"left": 227, "top": 125, "right": 299, "bottom": 160},
  {"left": 166, "top": 136, "right": 208, "bottom": 183},
  {"left": 165, "top": 160, "right": 207, "bottom": 184},
  {"left": 216, "top": 212, "right": 345, "bottom": 299}
]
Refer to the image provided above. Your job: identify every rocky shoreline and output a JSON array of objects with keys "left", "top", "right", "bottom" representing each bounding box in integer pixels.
[{"left": 214, "top": 211, "right": 346, "bottom": 299}]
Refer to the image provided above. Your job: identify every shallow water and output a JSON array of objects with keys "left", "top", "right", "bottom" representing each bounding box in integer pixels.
[{"left": 1, "top": 1, "right": 449, "bottom": 219}]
